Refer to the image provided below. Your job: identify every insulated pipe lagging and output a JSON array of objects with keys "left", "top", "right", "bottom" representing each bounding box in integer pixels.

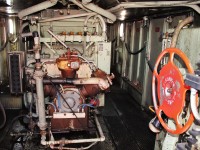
[
  {"left": 108, "top": 1, "right": 200, "bottom": 12},
  {"left": 82, "top": 2, "right": 116, "bottom": 22},
  {"left": 170, "top": 16, "right": 194, "bottom": 48},
  {"left": 66, "top": 78, "right": 110, "bottom": 90},
  {"left": 39, "top": 12, "right": 96, "bottom": 23},
  {"left": 35, "top": 73, "right": 47, "bottom": 131},
  {"left": 82, "top": 0, "right": 92, "bottom": 5},
  {"left": 70, "top": 0, "right": 91, "bottom": 12},
  {"left": 21, "top": 32, "right": 32, "bottom": 38},
  {"left": 18, "top": 0, "right": 58, "bottom": 19},
  {"left": 190, "top": 88, "right": 200, "bottom": 122}
]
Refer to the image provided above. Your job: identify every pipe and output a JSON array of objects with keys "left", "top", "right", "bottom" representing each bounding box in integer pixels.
[
  {"left": 21, "top": 32, "right": 33, "bottom": 38},
  {"left": 84, "top": 14, "right": 96, "bottom": 26},
  {"left": 70, "top": 0, "right": 91, "bottom": 12},
  {"left": 170, "top": 16, "right": 194, "bottom": 48},
  {"left": 83, "top": 14, "right": 96, "bottom": 54},
  {"left": 94, "top": 15, "right": 107, "bottom": 40},
  {"left": 85, "top": 41, "right": 94, "bottom": 51},
  {"left": 184, "top": 4, "right": 200, "bottom": 14},
  {"left": 68, "top": 78, "right": 110, "bottom": 90},
  {"left": 77, "top": 55, "right": 96, "bottom": 70},
  {"left": 18, "top": 0, "right": 58, "bottom": 19},
  {"left": 39, "top": 12, "right": 96, "bottom": 23},
  {"left": 108, "top": 1, "right": 200, "bottom": 12},
  {"left": 34, "top": 70, "right": 47, "bottom": 131},
  {"left": 9, "top": 36, "right": 18, "bottom": 43},
  {"left": 82, "top": 0, "right": 92, "bottom": 5},
  {"left": 41, "top": 113, "right": 105, "bottom": 145},
  {"left": 43, "top": 77, "right": 111, "bottom": 90},
  {"left": 19, "top": 22, "right": 29, "bottom": 34},
  {"left": 0, "top": 20, "right": 8, "bottom": 52},
  {"left": 0, "top": 101, "right": 6, "bottom": 129},
  {"left": 26, "top": 58, "right": 56, "bottom": 67},
  {"left": 190, "top": 88, "right": 200, "bottom": 122},
  {"left": 94, "top": 15, "right": 106, "bottom": 33},
  {"left": 51, "top": 142, "right": 97, "bottom": 150},
  {"left": 82, "top": 2, "right": 116, "bottom": 22},
  {"left": 47, "top": 29, "right": 68, "bottom": 49},
  {"left": 43, "top": 42, "right": 56, "bottom": 54}
]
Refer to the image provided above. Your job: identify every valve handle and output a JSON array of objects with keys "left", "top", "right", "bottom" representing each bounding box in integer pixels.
[{"left": 152, "top": 48, "right": 197, "bottom": 134}]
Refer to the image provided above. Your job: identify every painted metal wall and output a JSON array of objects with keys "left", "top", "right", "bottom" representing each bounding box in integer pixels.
[{"left": 108, "top": 14, "right": 196, "bottom": 109}]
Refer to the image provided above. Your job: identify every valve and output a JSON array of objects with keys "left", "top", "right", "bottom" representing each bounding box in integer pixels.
[{"left": 152, "top": 48, "right": 196, "bottom": 134}]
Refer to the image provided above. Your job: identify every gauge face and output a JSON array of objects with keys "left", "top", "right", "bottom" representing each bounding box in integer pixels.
[{"left": 0, "top": 18, "right": 6, "bottom": 49}]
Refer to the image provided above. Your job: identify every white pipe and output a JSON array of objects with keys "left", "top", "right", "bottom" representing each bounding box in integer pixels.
[
  {"left": 53, "top": 18, "right": 95, "bottom": 22},
  {"left": 19, "top": 22, "right": 29, "bottom": 34},
  {"left": 76, "top": 55, "right": 96, "bottom": 70},
  {"left": 47, "top": 29, "right": 68, "bottom": 49},
  {"left": 108, "top": 1, "right": 200, "bottom": 12},
  {"left": 82, "top": 0, "right": 92, "bottom": 5},
  {"left": 34, "top": 70, "right": 47, "bottom": 131},
  {"left": 94, "top": 15, "right": 107, "bottom": 40},
  {"left": 84, "top": 14, "right": 96, "bottom": 27},
  {"left": 82, "top": 2, "right": 116, "bottom": 22},
  {"left": 43, "top": 42, "right": 56, "bottom": 54},
  {"left": 51, "top": 142, "right": 97, "bottom": 150},
  {"left": 86, "top": 41, "right": 94, "bottom": 50},
  {"left": 21, "top": 32, "right": 32, "bottom": 38},
  {"left": 18, "top": 0, "right": 58, "bottom": 19},
  {"left": 41, "top": 113, "right": 105, "bottom": 146},
  {"left": 183, "top": 4, "right": 200, "bottom": 15},
  {"left": 39, "top": 12, "right": 96, "bottom": 23},
  {"left": 71, "top": 78, "right": 110, "bottom": 90},
  {"left": 94, "top": 15, "right": 106, "bottom": 33},
  {"left": 83, "top": 14, "right": 96, "bottom": 54},
  {"left": 70, "top": 0, "right": 91, "bottom": 12},
  {"left": 190, "top": 88, "right": 200, "bottom": 122},
  {"left": 27, "top": 58, "right": 56, "bottom": 66}
]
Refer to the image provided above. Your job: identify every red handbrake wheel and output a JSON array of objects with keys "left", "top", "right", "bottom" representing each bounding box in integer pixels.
[{"left": 152, "top": 48, "right": 195, "bottom": 134}]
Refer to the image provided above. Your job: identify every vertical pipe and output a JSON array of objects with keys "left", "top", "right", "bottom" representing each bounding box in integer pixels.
[{"left": 34, "top": 70, "right": 47, "bottom": 130}]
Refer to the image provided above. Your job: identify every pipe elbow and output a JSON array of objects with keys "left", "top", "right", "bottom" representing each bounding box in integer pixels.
[
  {"left": 98, "top": 79, "right": 110, "bottom": 90},
  {"left": 82, "top": 3, "right": 116, "bottom": 22},
  {"left": 18, "top": 0, "right": 58, "bottom": 19}
]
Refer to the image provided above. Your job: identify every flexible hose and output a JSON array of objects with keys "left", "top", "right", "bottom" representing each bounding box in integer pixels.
[
  {"left": 170, "top": 16, "right": 194, "bottom": 48},
  {"left": 125, "top": 42, "right": 146, "bottom": 55},
  {"left": 0, "top": 101, "right": 6, "bottom": 129}
]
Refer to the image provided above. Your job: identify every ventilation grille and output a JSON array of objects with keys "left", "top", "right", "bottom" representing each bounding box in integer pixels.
[{"left": 8, "top": 52, "right": 24, "bottom": 94}]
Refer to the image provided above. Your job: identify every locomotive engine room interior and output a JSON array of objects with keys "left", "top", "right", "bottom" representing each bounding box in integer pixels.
[{"left": 1, "top": 0, "right": 200, "bottom": 150}]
